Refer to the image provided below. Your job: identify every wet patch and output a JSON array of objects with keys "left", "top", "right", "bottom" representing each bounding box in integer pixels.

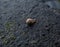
[{"left": 45, "top": 1, "right": 60, "bottom": 9}]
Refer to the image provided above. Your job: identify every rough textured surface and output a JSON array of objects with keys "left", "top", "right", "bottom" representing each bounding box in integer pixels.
[{"left": 0, "top": 0, "right": 60, "bottom": 47}]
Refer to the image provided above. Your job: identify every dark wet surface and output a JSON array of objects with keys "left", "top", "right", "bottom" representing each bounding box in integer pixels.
[
  {"left": 0, "top": 0, "right": 60, "bottom": 47},
  {"left": 45, "top": 0, "right": 60, "bottom": 9}
]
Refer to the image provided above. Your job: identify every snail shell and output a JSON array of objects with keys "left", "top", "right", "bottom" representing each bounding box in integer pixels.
[{"left": 26, "top": 18, "right": 36, "bottom": 26}]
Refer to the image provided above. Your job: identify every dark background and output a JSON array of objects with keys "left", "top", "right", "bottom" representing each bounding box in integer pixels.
[{"left": 0, "top": 0, "right": 60, "bottom": 47}]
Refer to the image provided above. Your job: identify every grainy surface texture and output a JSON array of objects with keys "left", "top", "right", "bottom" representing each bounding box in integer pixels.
[{"left": 0, "top": 0, "right": 60, "bottom": 47}]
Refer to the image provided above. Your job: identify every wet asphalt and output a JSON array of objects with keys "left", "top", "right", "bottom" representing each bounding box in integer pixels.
[{"left": 0, "top": 0, "right": 60, "bottom": 47}]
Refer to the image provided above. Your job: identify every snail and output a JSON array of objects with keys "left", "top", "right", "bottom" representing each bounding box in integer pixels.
[{"left": 26, "top": 18, "right": 36, "bottom": 26}]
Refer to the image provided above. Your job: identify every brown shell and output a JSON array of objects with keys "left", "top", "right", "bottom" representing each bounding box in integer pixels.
[{"left": 26, "top": 18, "right": 36, "bottom": 25}]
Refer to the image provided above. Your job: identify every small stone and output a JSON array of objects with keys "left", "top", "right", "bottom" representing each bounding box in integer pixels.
[{"left": 26, "top": 18, "right": 36, "bottom": 26}]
